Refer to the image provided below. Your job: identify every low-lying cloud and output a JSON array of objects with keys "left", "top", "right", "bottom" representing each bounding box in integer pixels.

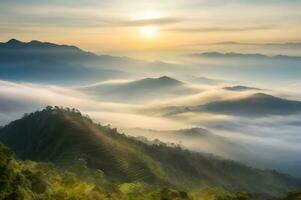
[
  {"left": 0, "top": 80, "right": 189, "bottom": 130},
  {"left": 1, "top": 79, "right": 301, "bottom": 176}
]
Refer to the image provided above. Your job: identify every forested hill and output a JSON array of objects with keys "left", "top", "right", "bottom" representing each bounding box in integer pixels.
[{"left": 0, "top": 107, "right": 300, "bottom": 195}]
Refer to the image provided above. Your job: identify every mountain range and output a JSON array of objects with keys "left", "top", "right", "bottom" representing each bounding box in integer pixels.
[
  {"left": 190, "top": 52, "right": 301, "bottom": 60},
  {"left": 214, "top": 41, "right": 301, "bottom": 48},
  {"left": 0, "top": 39, "right": 139, "bottom": 84},
  {"left": 0, "top": 107, "right": 300, "bottom": 195},
  {"left": 0, "top": 39, "right": 190, "bottom": 85},
  {"left": 1, "top": 38, "right": 301, "bottom": 86}
]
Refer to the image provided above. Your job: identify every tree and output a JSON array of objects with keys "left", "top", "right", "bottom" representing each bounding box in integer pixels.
[
  {"left": 45, "top": 106, "right": 53, "bottom": 111},
  {"left": 71, "top": 158, "right": 89, "bottom": 179}
]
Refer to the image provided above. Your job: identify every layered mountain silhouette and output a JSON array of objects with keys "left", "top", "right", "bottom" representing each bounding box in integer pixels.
[
  {"left": 223, "top": 85, "right": 261, "bottom": 91},
  {"left": 0, "top": 107, "right": 300, "bottom": 194},
  {"left": 190, "top": 52, "right": 301, "bottom": 60},
  {"left": 0, "top": 39, "right": 139, "bottom": 83},
  {"left": 2, "top": 39, "right": 300, "bottom": 86},
  {"left": 215, "top": 41, "right": 301, "bottom": 49},
  {"left": 162, "top": 93, "right": 301, "bottom": 117},
  {"left": 187, "top": 52, "right": 301, "bottom": 83},
  {"left": 80, "top": 76, "right": 200, "bottom": 103}
]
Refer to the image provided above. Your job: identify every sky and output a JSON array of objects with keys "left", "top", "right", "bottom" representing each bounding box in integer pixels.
[{"left": 1, "top": 0, "right": 301, "bottom": 55}]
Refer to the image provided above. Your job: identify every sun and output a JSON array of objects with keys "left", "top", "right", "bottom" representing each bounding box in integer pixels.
[{"left": 139, "top": 26, "right": 158, "bottom": 39}]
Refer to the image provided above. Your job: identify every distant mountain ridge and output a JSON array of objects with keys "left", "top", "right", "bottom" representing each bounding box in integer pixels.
[
  {"left": 0, "top": 39, "right": 193, "bottom": 85},
  {"left": 0, "top": 39, "right": 139, "bottom": 84},
  {"left": 0, "top": 39, "right": 135, "bottom": 62},
  {"left": 162, "top": 93, "right": 301, "bottom": 117},
  {"left": 214, "top": 41, "right": 301, "bottom": 48},
  {"left": 1, "top": 38, "right": 83, "bottom": 52},
  {"left": 200, "top": 93, "right": 301, "bottom": 116},
  {"left": 80, "top": 76, "right": 200, "bottom": 103},
  {"left": 0, "top": 107, "right": 300, "bottom": 194},
  {"left": 133, "top": 76, "right": 183, "bottom": 86},
  {"left": 190, "top": 51, "right": 301, "bottom": 60},
  {"left": 223, "top": 85, "right": 261, "bottom": 91},
  {"left": 1, "top": 39, "right": 300, "bottom": 84},
  {"left": 0, "top": 39, "right": 98, "bottom": 62}
]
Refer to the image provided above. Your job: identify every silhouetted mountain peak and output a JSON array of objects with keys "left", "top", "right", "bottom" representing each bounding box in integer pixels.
[
  {"left": 28, "top": 40, "right": 43, "bottom": 44},
  {"left": 141, "top": 76, "right": 182, "bottom": 85},
  {"left": 1, "top": 38, "right": 84, "bottom": 53},
  {"left": 158, "top": 75, "right": 174, "bottom": 81},
  {"left": 7, "top": 38, "right": 23, "bottom": 45},
  {"left": 248, "top": 93, "right": 280, "bottom": 101},
  {"left": 252, "top": 92, "right": 273, "bottom": 98},
  {"left": 224, "top": 85, "right": 261, "bottom": 91},
  {"left": 3, "top": 39, "right": 26, "bottom": 48}
]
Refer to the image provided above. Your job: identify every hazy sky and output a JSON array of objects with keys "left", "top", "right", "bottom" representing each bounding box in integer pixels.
[{"left": 1, "top": 0, "right": 301, "bottom": 54}]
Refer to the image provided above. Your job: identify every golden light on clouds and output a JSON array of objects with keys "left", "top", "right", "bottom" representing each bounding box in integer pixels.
[
  {"left": 132, "top": 10, "right": 164, "bottom": 20},
  {"left": 132, "top": 11, "right": 162, "bottom": 39},
  {"left": 1, "top": 1, "right": 300, "bottom": 56}
]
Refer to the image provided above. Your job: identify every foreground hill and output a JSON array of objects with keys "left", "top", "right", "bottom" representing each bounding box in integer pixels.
[
  {"left": 80, "top": 76, "right": 200, "bottom": 103},
  {"left": 163, "top": 93, "right": 301, "bottom": 117},
  {"left": 0, "top": 107, "right": 300, "bottom": 195}
]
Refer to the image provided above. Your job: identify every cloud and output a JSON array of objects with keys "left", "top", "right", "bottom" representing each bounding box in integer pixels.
[
  {"left": 147, "top": 88, "right": 257, "bottom": 108},
  {"left": 0, "top": 15, "right": 181, "bottom": 30},
  {"left": 0, "top": 80, "right": 133, "bottom": 123},
  {"left": 1, "top": 4, "right": 182, "bottom": 28},
  {"left": 112, "top": 17, "right": 182, "bottom": 27},
  {"left": 161, "top": 108, "right": 301, "bottom": 173},
  {"left": 1, "top": 79, "right": 301, "bottom": 175},
  {"left": 136, "top": 86, "right": 301, "bottom": 173},
  {"left": 165, "top": 25, "right": 276, "bottom": 33},
  {"left": 0, "top": 80, "right": 188, "bottom": 130}
]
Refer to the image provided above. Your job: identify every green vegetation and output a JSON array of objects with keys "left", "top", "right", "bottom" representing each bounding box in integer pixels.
[
  {"left": 0, "top": 106, "right": 300, "bottom": 199},
  {"left": 274, "top": 192, "right": 301, "bottom": 200},
  {"left": 0, "top": 142, "right": 245, "bottom": 200},
  {"left": 0, "top": 142, "right": 180, "bottom": 199},
  {"left": 3, "top": 142, "right": 299, "bottom": 200}
]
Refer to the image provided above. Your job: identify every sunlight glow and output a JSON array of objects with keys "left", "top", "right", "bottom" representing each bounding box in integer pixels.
[{"left": 139, "top": 26, "right": 158, "bottom": 38}]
